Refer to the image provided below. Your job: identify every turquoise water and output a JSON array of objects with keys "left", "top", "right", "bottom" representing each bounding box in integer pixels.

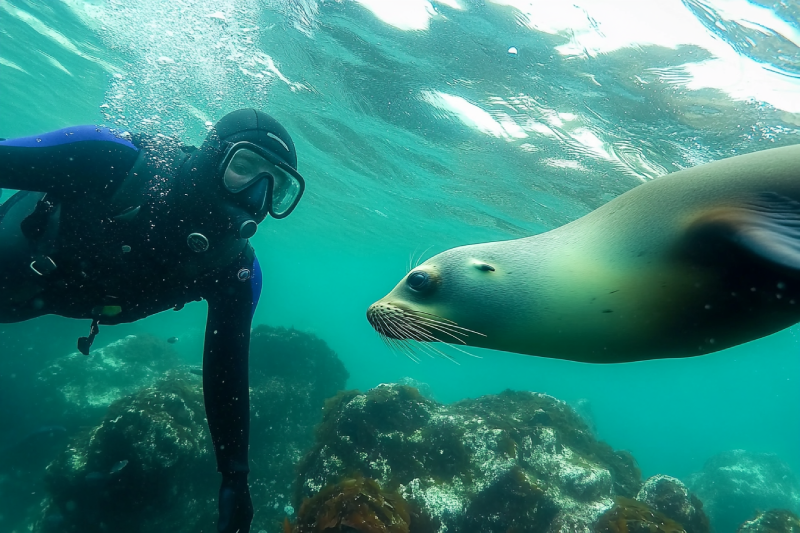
[{"left": 1, "top": 0, "right": 799, "bottom": 518}]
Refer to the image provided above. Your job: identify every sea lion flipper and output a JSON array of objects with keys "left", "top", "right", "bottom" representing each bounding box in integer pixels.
[{"left": 699, "top": 192, "right": 800, "bottom": 270}]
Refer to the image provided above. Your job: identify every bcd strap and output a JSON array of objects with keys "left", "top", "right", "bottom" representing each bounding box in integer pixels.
[
  {"left": 20, "top": 195, "right": 57, "bottom": 240},
  {"left": 77, "top": 319, "right": 100, "bottom": 356},
  {"left": 21, "top": 194, "right": 60, "bottom": 277}
]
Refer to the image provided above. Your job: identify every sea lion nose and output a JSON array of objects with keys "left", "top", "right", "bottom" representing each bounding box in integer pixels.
[{"left": 366, "top": 302, "right": 400, "bottom": 339}]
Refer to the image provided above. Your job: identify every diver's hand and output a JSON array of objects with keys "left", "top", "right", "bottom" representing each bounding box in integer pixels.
[{"left": 218, "top": 472, "right": 253, "bottom": 533}]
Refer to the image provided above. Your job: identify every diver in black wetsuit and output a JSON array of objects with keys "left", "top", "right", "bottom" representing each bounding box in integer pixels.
[{"left": 0, "top": 109, "right": 306, "bottom": 533}]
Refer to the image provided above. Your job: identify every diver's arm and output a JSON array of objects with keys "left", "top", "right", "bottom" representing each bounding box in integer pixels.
[
  {"left": 0, "top": 126, "right": 139, "bottom": 195},
  {"left": 202, "top": 253, "right": 261, "bottom": 533}
]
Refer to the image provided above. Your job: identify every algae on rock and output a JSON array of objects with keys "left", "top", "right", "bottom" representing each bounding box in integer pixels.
[
  {"left": 295, "top": 385, "right": 643, "bottom": 533},
  {"left": 688, "top": 450, "right": 800, "bottom": 533},
  {"left": 636, "top": 475, "right": 709, "bottom": 533},
  {"left": 36, "top": 325, "right": 349, "bottom": 533},
  {"left": 738, "top": 509, "right": 800, "bottom": 533},
  {"left": 33, "top": 334, "right": 182, "bottom": 428}
]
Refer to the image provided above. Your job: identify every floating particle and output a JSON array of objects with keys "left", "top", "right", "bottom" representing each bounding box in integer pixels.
[{"left": 110, "top": 460, "right": 129, "bottom": 474}]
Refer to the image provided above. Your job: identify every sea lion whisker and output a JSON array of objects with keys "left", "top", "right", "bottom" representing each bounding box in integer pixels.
[
  {"left": 408, "top": 312, "right": 486, "bottom": 337},
  {"left": 407, "top": 311, "right": 486, "bottom": 335},
  {"left": 414, "top": 245, "right": 434, "bottom": 268},
  {"left": 394, "top": 319, "right": 434, "bottom": 345},
  {"left": 408, "top": 316, "right": 472, "bottom": 338},
  {"left": 392, "top": 321, "right": 449, "bottom": 358},
  {"left": 386, "top": 335, "right": 421, "bottom": 363},
  {"left": 378, "top": 332, "right": 398, "bottom": 352},
  {"left": 408, "top": 309, "right": 458, "bottom": 324},
  {"left": 406, "top": 317, "right": 469, "bottom": 344},
  {"left": 395, "top": 322, "right": 462, "bottom": 363},
  {"left": 438, "top": 341, "right": 481, "bottom": 359},
  {"left": 407, "top": 249, "right": 417, "bottom": 273},
  {"left": 415, "top": 339, "right": 461, "bottom": 363},
  {"left": 394, "top": 313, "right": 481, "bottom": 360},
  {"left": 406, "top": 312, "right": 465, "bottom": 330},
  {"left": 408, "top": 340, "right": 441, "bottom": 360},
  {"left": 380, "top": 317, "right": 409, "bottom": 342},
  {"left": 373, "top": 313, "right": 473, "bottom": 363},
  {"left": 381, "top": 319, "right": 424, "bottom": 362},
  {"left": 404, "top": 322, "right": 479, "bottom": 360},
  {"left": 399, "top": 343, "right": 423, "bottom": 363},
  {"left": 390, "top": 325, "right": 434, "bottom": 362},
  {"left": 373, "top": 312, "right": 398, "bottom": 336},
  {"left": 397, "top": 325, "right": 456, "bottom": 362}
]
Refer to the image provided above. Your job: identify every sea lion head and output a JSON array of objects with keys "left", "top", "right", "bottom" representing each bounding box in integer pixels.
[{"left": 367, "top": 243, "right": 517, "bottom": 356}]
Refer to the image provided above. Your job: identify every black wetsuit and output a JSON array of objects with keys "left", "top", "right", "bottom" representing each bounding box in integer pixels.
[{"left": 0, "top": 126, "right": 260, "bottom": 521}]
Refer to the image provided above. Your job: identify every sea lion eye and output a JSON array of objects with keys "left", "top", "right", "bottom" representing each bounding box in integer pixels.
[{"left": 406, "top": 271, "right": 430, "bottom": 292}]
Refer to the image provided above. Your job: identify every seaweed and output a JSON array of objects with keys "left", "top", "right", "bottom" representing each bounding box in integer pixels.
[
  {"left": 459, "top": 466, "right": 557, "bottom": 533},
  {"left": 296, "top": 384, "right": 647, "bottom": 532},
  {"left": 596, "top": 497, "right": 687, "bottom": 533},
  {"left": 292, "top": 474, "right": 411, "bottom": 533},
  {"left": 456, "top": 390, "right": 642, "bottom": 496},
  {"left": 738, "top": 509, "right": 800, "bottom": 533}
]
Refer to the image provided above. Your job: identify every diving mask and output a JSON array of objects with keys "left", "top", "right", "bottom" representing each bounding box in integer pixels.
[{"left": 219, "top": 141, "right": 305, "bottom": 219}]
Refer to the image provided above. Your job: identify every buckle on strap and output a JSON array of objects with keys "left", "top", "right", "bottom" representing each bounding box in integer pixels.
[{"left": 30, "top": 256, "right": 57, "bottom": 276}]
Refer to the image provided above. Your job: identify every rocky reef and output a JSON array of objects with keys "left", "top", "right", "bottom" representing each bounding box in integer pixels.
[
  {"left": 32, "top": 334, "right": 182, "bottom": 429},
  {"left": 635, "top": 475, "right": 709, "bottom": 533},
  {"left": 1, "top": 334, "right": 180, "bottom": 533},
  {"left": 33, "top": 325, "right": 349, "bottom": 533},
  {"left": 738, "top": 510, "right": 800, "bottom": 533},
  {"left": 13, "top": 325, "right": 799, "bottom": 533},
  {"left": 39, "top": 368, "right": 216, "bottom": 533},
  {"left": 292, "top": 384, "right": 668, "bottom": 532},
  {"left": 247, "top": 325, "right": 350, "bottom": 530},
  {"left": 688, "top": 450, "right": 800, "bottom": 533},
  {"left": 593, "top": 475, "right": 710, "bottom": 533}
]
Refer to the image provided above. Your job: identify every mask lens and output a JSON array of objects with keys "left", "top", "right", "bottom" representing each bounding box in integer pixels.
[
  {"left": 221, "top": 143, "right": 305, "bottom": 218},
  {"left": 223, "top": 149, "right": 272, "bottom": 192},
  {"left": 270, "top": 165, "right": 303, "bottom": 217}
]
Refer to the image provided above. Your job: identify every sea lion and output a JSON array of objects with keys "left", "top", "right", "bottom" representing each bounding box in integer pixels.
[{"left": 367, "top": 144, "right": 800, "bottom": 363}]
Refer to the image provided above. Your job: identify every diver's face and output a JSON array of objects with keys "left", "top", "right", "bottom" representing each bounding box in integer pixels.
[
  {"left": 218, "top": 141, "right": 306, "bottom": 219},
  {"left": 223, "top": 149, "right": 288, "bottom": 193}
]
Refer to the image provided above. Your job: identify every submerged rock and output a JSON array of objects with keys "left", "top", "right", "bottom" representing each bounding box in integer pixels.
[
  {"left": 33, "top": 334, "right": 181, "bottom": 428},
  {"left": 635, "top": 475, "right": 709, "bottom": 533},
  {"left": 1, "top": 334, "right": 179, "bottom": 533},
  {"left": 687, "top": 450, "right": 800, "bottom": 533},
  {"left": 35, "top": 325, "right": 349, "bottom": 533},
  {"left": 247, "top": 325, "right": 350, "bottom": 531},
  {"left": 595, "top": 497, "right": 686, "bottom": 533},
  {"left": 294, "top": 385, "right": 642, "bottom": 532},
  {"left": 39, "top": 369, "right": 216, "bottom": 533},
  {"left": 294, "top": 474, "right": 411, "bottom": 533},
  {"left": 738, "top": 509, "right": 800, "bottom": 533}
]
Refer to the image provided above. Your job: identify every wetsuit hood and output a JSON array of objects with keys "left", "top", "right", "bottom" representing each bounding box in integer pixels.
[{"left": 185, "top": 109, "right": 300, "bottom": 227}]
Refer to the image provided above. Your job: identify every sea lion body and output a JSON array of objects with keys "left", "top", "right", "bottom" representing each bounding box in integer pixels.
[{"left": 368, "top": 145, "right": 800, "bottom": 363}]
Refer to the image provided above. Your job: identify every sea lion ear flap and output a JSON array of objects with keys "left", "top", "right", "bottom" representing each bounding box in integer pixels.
[{"left": 693, "top": 192, "right": 800, "bottom": 270}]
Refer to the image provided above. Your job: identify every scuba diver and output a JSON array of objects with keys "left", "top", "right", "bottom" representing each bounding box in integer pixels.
[{"left": 0, "top": 109, "right": 305, "bottom": 533}]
